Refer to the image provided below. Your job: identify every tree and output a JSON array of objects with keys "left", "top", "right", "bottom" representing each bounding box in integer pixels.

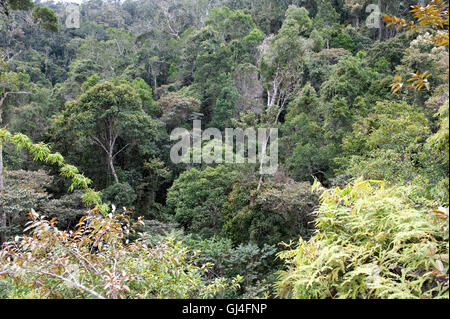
[
  {"left": 166, "top": 165, "right": 237, "bottom": 237},
  {"left": 386, "top": 0, "right": 449, "bottom": 93},
  {"left": 304, "top": 48, "right": 349, "bottom": 90},
  {"left": 320, "top": 53, "right": 374, "bottom": 108},
  {"left": 339, "top": 101, "right": 431, "bottom": 182},
  {"left": 314, "top": 0, "right": 340, "bottom": 28},
  {"left": 309, "top": 29, "right": 324, "bottom": 52},
  {"left": 210, "top": 73, "right": 239, "bottom": 130},
  {"left": 222, "top": 180, "right": 319, "bottom": 246},
  {"left": 0, "top": 0, "right": 33, "bottom": 16},
  {"left": 175, "top": 5, "right": 263, "bottom": 125},
  {"left": 367, "top": 33, "right": 410, "bottom": 71},
  {"left": 158, "top": 92, "right": 201, "bottom": 131},
  {"left": 281, "top": 83, "right": 334, "bottom": 181},
  {"left": 0, "top": 0, "right": 58, "bottom": 32},
  {"left": 73, "top": 29, "right": 139, "bottom": 81},
  {"left": 54, "top": 81, "right": 160, "bottom": 185},
  {"left": 0, "top": 59, "right": 30, "bottom": 244},
  {"left": 344, "top": 0, "right": 369, "bottom": 28},
  {"left": 0, "top": 127, "right": 102, "bottom": 244},
  {"left": 255, "top": 5, "right": 313, "bottom": 191},
  {"left": 1, "top": 170, "right": 86, "bottom": 239},
  {"left": 31, "top": 6, "right": 58, "bottom": 33},
  {"left": 205, "top": 6, "right": 258, "bottom": 42},
  {"left": 259, "top": 5, "right": 311, "bottom": 110}
]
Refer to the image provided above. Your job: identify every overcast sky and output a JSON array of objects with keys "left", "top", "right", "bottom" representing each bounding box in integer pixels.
[
  {"left": 50, "top": 0, "right": 126, "bottom": 3},
  {"left": 52, "top": 0, "right": 84, "bottom": 4}
]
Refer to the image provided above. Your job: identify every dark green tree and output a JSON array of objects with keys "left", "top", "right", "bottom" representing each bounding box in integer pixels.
[{"left": 54, "top": 81, "right": 161, "bottom": 185}]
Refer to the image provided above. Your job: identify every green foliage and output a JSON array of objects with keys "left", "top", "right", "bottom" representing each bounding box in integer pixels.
[
  {"left": 0, "top": 210, "right": 241, "bottom": 299},
  {"left": 330, "top": 31, "right": 355, "bottom": 52},
  {"left": 81, "top": 74, "right": 101, "bottom": 92},
  {"left": 427, "top": 101, "right": 449, "bottom": 165},
  {"left": 7, "top": 0, "right": 33, "bottom": 11},
  {"left": 223, "top": 181, "right": 319, "bottom": 246},
  {"left": 61, "top": 81, "right": 149, "bottom": 138},
  {"left": 281, "top": 6, "right": 313, "bottom": 38},
  {"left": 206, "top": 6, "right": 257, "bottom": 42},
  {"left": 69, "top": 60, "right": 100, "bottom": 85},
  {"left": 167, "top": 165, "right": 237, "bottom": 237},
  {"left": 314, "top": 0, "right": 340, "bottom": 29},
  {"left": 158, "top": 92, "right": 201, "bottom": 131},
  {"left": 130, "top": 78, "right": 159, "bottom": 117},
  {"left": 32, "top": 6, "right": 58, "bottom": 33},
  {"left": 2, "top": 170, "right": 85, "bottom": 237},
  {"left": 277, "top": 180, "right": 449, "bottom": 299},
  {"left": 320, "top": 54, "right": 375, "bottom": 107},
  {"left": 179, "top": 235, "right": 278, "bottom": 298},
  {"left": 281, "top": 83, "right": 334, "bottom": 181},
  {"left": 53, "top": 81, "right": 162, "bottom": 186},
  {"left": 304, "top": 48, "right": 349, "bottom": 91},
  {"left": 339, "top": 100, "right": 448, "bottom": 203},
  {"left": 210, "top": 73, "right": 239, "bottom": 130},
  {"left": 0, "top": 128, "right": 101, "bottom": 206},
  {"left": 368, "top": 33, "right": 410, "bottom": 70},
  {"left": 102, "top": 183, "right": 137, "bottom": 210},
  {"left": 310, "top": 29, "right": 325, "bottom": 52},
  {"left": 1, "top": 0, "right": 449, "bottom": 300}
]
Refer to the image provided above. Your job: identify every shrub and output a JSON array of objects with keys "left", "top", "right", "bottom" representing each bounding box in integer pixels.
[
  {"left": 2, "top": 170, "right": 85, "bottom": 237},
  {"left": 223, "top": 181, "right": 319, "bottom": 246},
  {"left": 167, "top": 165, "right": 237, "bottom": 237},
  {"left": 102, "top": 183, "right": 137, "bottom": 210},
  {"left": 0, "top": 209, "right": 241, "bottom": 299},
  {"left": 276, "top": 180, "right": 449, "bottom": 299}
]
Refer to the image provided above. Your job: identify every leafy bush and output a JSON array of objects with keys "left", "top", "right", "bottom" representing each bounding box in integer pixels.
[
  {"left": 223, "top": 181, "right": 319, "bottom": 246},
  {"left": 330, "top": 31, "right": 355, "bottom": 52},
  {"left": 102, "top": 183, "right": 137, "bottom": 210},
  {"left": 339, "top": 100, "right": 448, "bottom": 203},
  {"left": 276, "top": 180, "right": 449, "bottom": 299},
  {"left": 136, "top": 224, "right": 280, "bottom": 298},
  {"left": 2, "top": 170, "right": 86, "bottom": 237},
  {"left": 181, "top": 235, "right": 278, "bottom": 298},
  {"left": 167, "top": 165, "right": 237, "bottom": 237},
  {"left": 0, "top": 209, "right": 241, "bottom": 299}
]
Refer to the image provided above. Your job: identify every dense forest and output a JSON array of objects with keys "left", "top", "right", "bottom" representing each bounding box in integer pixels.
[{"left": 0, "top": 0, "right": 448, "bottom": 299}]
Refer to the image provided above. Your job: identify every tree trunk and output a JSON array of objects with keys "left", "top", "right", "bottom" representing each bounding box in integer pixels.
[
  {"left": 153, "top": 72, "right": 158, "bottom": 90},
  {"left": 0, "top": 142, "right": 6, "bottom": 245},
  {"left": 0, "top": 97, "right": 5, "bottom": 245},
  {"left": 378, "top": 0, "right": 384, "bottom": 41},
  {"left": 108, "top": 153, "right": 119, "bottom": 184}
]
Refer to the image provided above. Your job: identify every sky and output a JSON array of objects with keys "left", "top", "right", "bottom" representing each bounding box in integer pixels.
[
  {"left": 50, "top": 0, "right": 126, "bottom": 3},
  {"left": 52, "top": 0, "right": 84, "bottom": 4}
]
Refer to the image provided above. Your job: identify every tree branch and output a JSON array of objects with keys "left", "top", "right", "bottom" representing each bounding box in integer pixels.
[
  {"left": 112, "top": 143, "right": 130, "bottom": 159},
  {"left": 35, "top": 270, "right": 106, "bottom": 299},
  {"left": 88, "top": 132, "right": 109, "bottom": 155}
]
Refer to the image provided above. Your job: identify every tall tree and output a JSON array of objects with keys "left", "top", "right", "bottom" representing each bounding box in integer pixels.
[
  {"left": 54, "top": 81, "right": 160, "bottom": 185},
  {"left": 0, "top": 0, "right": 58, "bottom": 32},
  {"left": 344, "top": 0, "right": 368, "bottom": 27},
  {"left": 256, "top": 5, "right": 310, "bottom": 190},
  {"left": 0, "top": 58, "right": 30, "bottom": 244}
]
